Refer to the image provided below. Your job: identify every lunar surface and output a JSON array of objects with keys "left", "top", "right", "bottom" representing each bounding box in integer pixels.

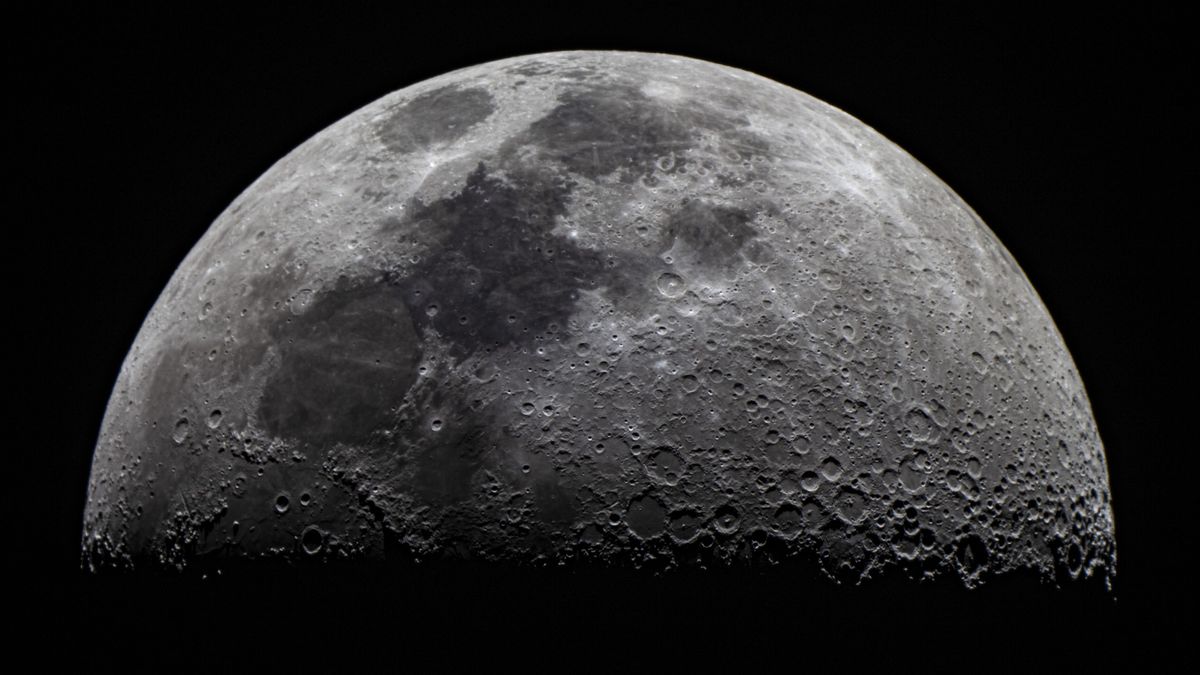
[{"left": 82, "top": 51, "right": 1115, "bottom": 588}]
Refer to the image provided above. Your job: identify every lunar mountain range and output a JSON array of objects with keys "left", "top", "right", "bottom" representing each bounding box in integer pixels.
[{"left": 82, "top": 51, "right": 1116, "bottom": 588}]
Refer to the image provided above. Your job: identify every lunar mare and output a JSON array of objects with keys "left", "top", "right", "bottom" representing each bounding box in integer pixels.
[{"left": 82, "top": 51, "right": 1115, "bottom": 588}]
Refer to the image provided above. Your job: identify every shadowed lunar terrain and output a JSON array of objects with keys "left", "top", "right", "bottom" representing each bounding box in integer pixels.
[{"left": 81, "top": 51, "right": 1115, "bottom": 588}]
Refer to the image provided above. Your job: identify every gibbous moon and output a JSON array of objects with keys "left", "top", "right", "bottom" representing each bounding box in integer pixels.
[{"left": 82, "top": 51, "right": 1115, "bottom": 588}]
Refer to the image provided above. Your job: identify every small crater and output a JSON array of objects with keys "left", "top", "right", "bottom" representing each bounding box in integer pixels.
[
  {"left": 772, "top": 503, "right": 803, "bottom": 536},
  {"left": 956, "top": 534, "right": 989, "bottom": 577},
  {"left": 656, "top": 272, "right": 687, "bottom": 298},
  {"left": 713, "top": 504, "right": 741, "bottom": 535},
  {"left": 301, "top": 525, "right": 324, "bottom": 555},
  {"left": 800, "top": 471, "right": 821, "bottom": 492},
  {"left": 820, "top": 457, "right": 844, "bottom": 482},
  {"left": 645, "top": 449, "right": 684, "bottom": 486},
  {"left": 680, "top": 374, "right": 700, "bottom": 393},
  {"left": 171, "top": 418, "right": 190, "bottom": 445},
  {"left": 818, "top": 269, "right": 842, "bottom": 290},
  {"left": 289, "top": 289, "right": 314, "bottom": 315},
  {"left": 834, "top": 488, "right": 866, "bottom": 523},
  {"left": 668, "top": 510, "right": 703, "bottom": 544},
  {"left": 625, "top": 495, "right": 667, "bottom": 539}
]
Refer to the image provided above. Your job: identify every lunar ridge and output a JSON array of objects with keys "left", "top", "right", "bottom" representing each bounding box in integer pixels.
[{"left": 81, "top": 51, "right": 1116, "bottom": 590}]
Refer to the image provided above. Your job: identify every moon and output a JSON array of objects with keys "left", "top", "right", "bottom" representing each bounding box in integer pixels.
[{"left": 81, "top": 50, "right": 1115, "bottom": 588}]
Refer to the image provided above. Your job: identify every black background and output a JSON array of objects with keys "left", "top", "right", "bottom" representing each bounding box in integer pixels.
[{"left": 15, "top": 4, "right": 1187, "bottom": 666}]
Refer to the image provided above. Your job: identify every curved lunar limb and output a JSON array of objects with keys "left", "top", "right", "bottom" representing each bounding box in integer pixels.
[{"left": 82, "top": 51, "right": 1115, "bottom": 589}]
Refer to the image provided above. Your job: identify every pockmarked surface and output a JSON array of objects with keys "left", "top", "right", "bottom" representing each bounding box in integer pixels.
[{"left": 82, "top": 51, "right": 1115, "bottom": 588}]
